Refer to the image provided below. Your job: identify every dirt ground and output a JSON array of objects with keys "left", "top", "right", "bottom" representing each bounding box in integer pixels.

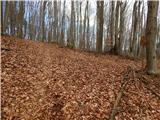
[{"left": 1, "top": 35, "right": 160, "bottom": 120}]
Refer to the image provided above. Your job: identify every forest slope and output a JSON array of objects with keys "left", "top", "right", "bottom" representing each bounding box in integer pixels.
[{"left": 1, "top": 35, "right": 160, "bottom": 120}]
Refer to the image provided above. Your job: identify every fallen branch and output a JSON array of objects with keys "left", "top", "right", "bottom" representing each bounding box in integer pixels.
[{"left": 110, "top": 66, "right": 134, "bottom": 120}]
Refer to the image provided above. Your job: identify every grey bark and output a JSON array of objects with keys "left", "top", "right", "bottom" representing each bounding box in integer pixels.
[
  {"left": 119, "top": 2, "right": 127, "bottom": 55},
  {"left": 114, "top": 1, "right": 120, "bottom": 54},
  {"left": 146, "top": 1, "right": 159, "bottom": 74},
  {"left": 18, "top": 1, "right": 25, "bottom": 38},
  {"left": 96, "top": 1, "right": 104, "bottom": 53},
  {"left": 79, "top": 1, "right": 83, "bottom": 49}
]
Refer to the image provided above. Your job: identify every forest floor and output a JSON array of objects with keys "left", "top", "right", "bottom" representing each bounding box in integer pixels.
[{"left": 1, "top": 35, "right": 160, "bottom": 120}]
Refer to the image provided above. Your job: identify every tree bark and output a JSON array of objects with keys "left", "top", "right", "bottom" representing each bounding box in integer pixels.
[
  {"left": 114, "top": 1, "right": 120, "bottom": 54},
  {"left": 1, "top": 1, "right": 4, "bottom": 33},
  {"left": 68, "top": 1, "right": 75, "bottom": 48},
  {"left": 18, "top": 1, "right": 25, "bottom": 38},
  {"left": 110, "top": 1, "right": 115, "bottom": 49},
  {"left": 119, "top": 2, "right": 127, "bottom": 55},
  {"left": 96, "top": 1, "right": 104, "bottom": 53},
  {"left": 146, "top": 1, "right": 159, "bottom": 74},
  {"left": 79, "top": 2, "right": 83, "bottom": 49},
  {"left": 4, "top": 1, "right": 9, "bottom": 34}
]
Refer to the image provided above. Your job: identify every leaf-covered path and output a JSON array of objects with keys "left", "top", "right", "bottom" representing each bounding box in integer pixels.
[{"left": 1, "top": 35, "right": 160, "bottom": 120}]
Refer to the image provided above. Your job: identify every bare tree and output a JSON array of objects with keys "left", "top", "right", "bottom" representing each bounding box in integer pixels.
[
  {"left": 110, "top": 1, "right": 115, "bottom": 50},
  {"left": 82, "top": 1, "right": 88, "bottom": 49},
  {"left": 1, "top": 1, "right": 4, "bottom": 33},
  {"left": 60, "top": 0, "right": 66, "bottom": 46},
  {"left": 119, "top": 1, "right": 127, "bottom": 55},
  {"left": 42, "top": 1, "right": 47, "bottom": 41},
  {"left": 114, "top": 1, "right": 120, "bottom": 54},
  {"left": 146, "top": 1, "right": 159, "bottom": 74},
  {"left": 68, "top": 1, "right": 76, "bottom": 48},
  {"left": 53, "top": 1, "right": 58, "bottom": 42},
  {"left": 3, "top": 1, "right": 9, "bottom": 34},
  {"left": 9, "top": 2, "right": 16, "bottom": 35},
  {"left": 79, "top": 1, "right": 83, "bottom": 49},
  {"left": 96, "top": 1, "right": 104, "bottom": 53},
  {"left": 18, "top": 1, "right": 25, "bottom": 38},
  {"left": 86, "top": 2, "right": 90, "bottom": 50}
]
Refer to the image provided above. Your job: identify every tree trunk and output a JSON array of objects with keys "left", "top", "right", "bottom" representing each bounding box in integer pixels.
[
  {"left": 96, "top": 1, "right": 104, "bottom": 53},
  {"left": 53, "top": 1, "right": 58, "bottom": 42},
  {"left": 110, "top": 1, "right": 115, "bottom": 49},
  {"left": 18, "top": 1, "right": 25, "bottom": 38},
  {"left": 114, "top": 1, "right": 120, "bottom": 54},
  {"left": 68, "top": 1, "right": 75, "bottom": 48},
  {"left": 60, "top": 0, "right": 66, "bottom": 46},
  {"left": 82, "top": 1, "right": 88, "bottom": 49},
  {"left": 131, "top": 2, "right": 138, "bottom": 57},
  {"left": 1, "top": 1, "right": 4, "bottom": 33},
  {"left": 9, "top": 2, "right": 16, "bottom": 35},
  {"left": 119, "top": 2, "right": 127, "bottom": 55},
  {"left": 86, "top": 3, "right": 90, "bottom": 50},
  {"left": 146, "top": 1, "right": 159, "bottom": 74},
  {"left": 79, "top": 2, "right": 83, "bottom": 49},
  {"left": 42, "top": 1, "right": 47, "bottom": 41},
  {"left": 4, "top": 1, "right": 9, "bottom": 34}
]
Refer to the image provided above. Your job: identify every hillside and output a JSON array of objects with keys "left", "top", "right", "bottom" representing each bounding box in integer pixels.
[{"left": 1, "top": 35, "right": 160, "bottom": 120}]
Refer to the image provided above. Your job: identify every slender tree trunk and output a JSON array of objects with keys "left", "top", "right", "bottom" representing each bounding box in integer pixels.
[
  {"left": 119, "top": 2, "right": 126, "bottom": 55},
  {"left": 53, "top": 1, "right": 58, "bottom": 42},
  {"left": 9, "top": 2, "right": 15, "bottom": 35},
  {"left": 76, "top": 1, "right": 79, "bottom": 47},
  {"left": 86, "top": 4, "right": 90, "bottom": 50},
  {"left": 96, "top": 1, "right": 104, "bottom": 53},
  {"left": 18, "top": 1, "right": 25, "bottom": 38},
  {"left": 114, "top": 1, "right": 120, "bottom": 54},
  {"left": 1, "top": 1, "right": 4, "bottom": 33},
  {"left": 42, "top": 1, "right": 47, "bottom": 41},
  {"left": 79, "top": 2, "right": 83, "bottom": 49},
  {"left": 4, "top": 1, "right": 9, "bottom": 34},
  {"left": 60, "top": 0, "right": 66, "bottom": 46},
  {"left": 110, "top": 1, "right": 115, "bottom": 49},
  {"left": 146, "top": 1, "right": 159, "bottom": 74},
  {"left": 68, "top": 1, "right": 75, "bottom": 48},
  {"left": 131, "top": 2, "right": 138, "bottom": 56},
  {"left": 82, "top": 1, "right": 88, "bottom": 49}
]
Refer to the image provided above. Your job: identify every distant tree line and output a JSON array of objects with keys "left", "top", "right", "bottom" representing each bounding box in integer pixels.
[{"left": 1, "top": 1, "right": 160, "bottom": 74}]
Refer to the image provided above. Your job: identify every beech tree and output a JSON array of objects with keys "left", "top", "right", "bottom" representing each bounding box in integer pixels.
[
  {"left": 60, "top": 0, "right": 66, "bottom": 46},
  {"left": 9, "top": 2, "right": 16, "bottom": 35},
  {"left": 1, "top": 1, "right": 4, "bottom": 33},
  {"left": 18, "top": 1, "right": 25, "bottom": 38},
  {"left": 53, "top": 1, "right": 58, "bottom": 42},
  {"left": 145, "top": 1, "right": 159, "bottom": 74},
  {"left": 79, "top": 1, "right": 83, "bottom": 49},
  {"left": 114, "top": 1, "right": 120, "bottom": 54},
  {"left": 110, "top": 1, "right": 115, "bottom": 49},
  {"left": 69, "top": 1, "right": 76, "bottom": 48},
  {"left": 96, "top": 1, "right": 104, "bottom": 53},
  {"left": 42, "top": 1, "right": 47, "bottom": 41}
]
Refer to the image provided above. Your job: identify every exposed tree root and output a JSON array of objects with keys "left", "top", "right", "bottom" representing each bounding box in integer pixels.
[{"left": 141, "top": 77, "right": 160, "bottom": 99}]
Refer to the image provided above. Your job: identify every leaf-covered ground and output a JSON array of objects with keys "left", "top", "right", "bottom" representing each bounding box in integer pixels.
[{"left": 1, "top": 35, "right": 160, "bottom": 120}]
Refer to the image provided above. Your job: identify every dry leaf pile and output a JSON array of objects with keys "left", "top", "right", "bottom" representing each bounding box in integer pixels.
[{"left": 1, "top": 35, "right": 160, "bottom": 120}]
